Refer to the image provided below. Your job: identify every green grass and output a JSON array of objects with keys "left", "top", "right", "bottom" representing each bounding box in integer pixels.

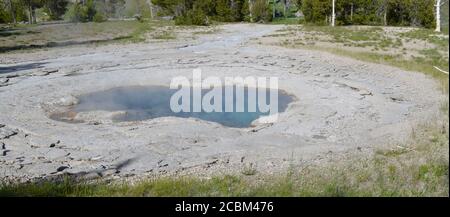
[
  {"left": 399, "top": 29, "right": 449, "bottom": 50},
  {"left": 270, "top": 17, "right": 302, "bottom": 25},
  {"left": 1, "top": 117, "right": 447, "bottom": 197},
  {"left": 152, "top": 30, "right": 176, "bottom": 40},
  {"left": 304, "top": 26, "right": 402, "bottom": 49},
  {"left": 303, "top": 25, "right": 385, "bottom": 42},
  {"left": 123, "top": 21, "right": 155, "bottom": 43}
]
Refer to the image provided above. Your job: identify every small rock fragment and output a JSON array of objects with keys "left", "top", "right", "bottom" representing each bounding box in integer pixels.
[
  {"left": 101, "top": 169, "right": 119, "bottom": 177},
  {"left": 49, "top": 141, "right": 60, "bottom": 148},
  {"left": 56, "top": 166, "right": 69, "bottom": 172},
  {"left": 57, "top": 96, "right": 78, "bottom": 107},
  {"left": 82, "top": 172, "right": 102, "bottom": 180},
  {"left": 2, "top": 150, "right": 9, "bottom": 156}
]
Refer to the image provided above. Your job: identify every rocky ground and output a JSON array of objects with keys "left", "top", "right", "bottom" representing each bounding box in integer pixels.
[{"left": 0, "top": 24, "right": 445, "bottom": 183}]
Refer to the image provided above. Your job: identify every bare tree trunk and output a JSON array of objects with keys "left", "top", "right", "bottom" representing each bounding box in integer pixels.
[
  {"left": 31, "top": 7, "right": 36, "bottom": 24},
  {"left": 7, "top": 0, "right": 16, "bottom": 24},
  {"left": 350, "top": 3, "right": 353, "bottom": 21},
  {"left": 383, "top": 6, "right": 387, "bottom": 26},
  {"left": 147, "top": 0, "right": 154, "bottom": 19},
  {"left": 284, "top": 0, "right": 287, "bottom": 18},
  {"left": 435, "top": 0, "right": 441, "bottom": 32},
  {"left": 28, "top": 4, "right": 33, "bottom": 24},
  {"left": 331, "top": 0, "right": 335, "bottom": 26},
  {"left": 248, "top": 0, "right": 253, "bottom": 22},
  {"left": 272, "top": 0, "right": 276, "bottom": 19}
]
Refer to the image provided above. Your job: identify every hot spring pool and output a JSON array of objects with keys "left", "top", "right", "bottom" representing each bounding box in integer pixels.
[{"left": 54, "top": 86, "right": 295, "bottom": 128}]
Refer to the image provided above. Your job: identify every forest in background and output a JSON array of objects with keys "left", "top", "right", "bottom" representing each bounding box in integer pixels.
[{"left": 0, "top": 0, "right": 447, "bottom": 29}]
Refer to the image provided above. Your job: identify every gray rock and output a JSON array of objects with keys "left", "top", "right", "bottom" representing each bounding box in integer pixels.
[
  {"left": 82, "top": 172, "right": 102, "bottom": 180},
  {"left": 0, "top": 127, "right": 18, "bottom": 139},
  {"left": 30, "top": 137, "right": 60, "bottom": 148},
  {"left": 0, "top": 78, "right": 9, "bottom": 84},
  {"left": 100, "top": 168, "right": 119, "bottom": 177},
  {"left": 49, "top": 140, "right": 60, "bottom": 148},
  {"left": 56, "top": 96, "right": 78, "bottom": 107},
  {"left": 2, "top": 150, "right": 9, "bottom": 156}
]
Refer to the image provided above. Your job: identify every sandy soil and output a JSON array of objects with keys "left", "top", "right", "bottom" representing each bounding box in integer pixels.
[{"left": 0, "top": 24, "right": 445, "bottom": 182}]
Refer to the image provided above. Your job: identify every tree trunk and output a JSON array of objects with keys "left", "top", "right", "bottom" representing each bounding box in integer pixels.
[
  {"left": 284, "top": 0, "right": 287, "bottom": 18},
  {"left": 7, "top": 0, "right": 16, "bottom": 24},
  {"left": 383, "top": 7, "right": 387, "bottom": 26},
  {"left": 435, "top": 0, "right": 441, "bottom": 32},
  {"left": 248, "top": 0, "right": 253, "bottom": 22},
  {"left": 32, "top": 7, "right": 36, "bottom": 24},
  {"left": 272, "top": 0, "right": 276, "bottom": 19},
  {"left": 331, "top": 0, "right": 335, "bottom": 26},
  {"left": 147, "top": 0, "right": 154, "bottom": 19},
  {"left": 350, "top": 3, "right": 353, "bottom": 21},
  {"left": 28, "top": 4, "right": 33, "bottom": 24}
]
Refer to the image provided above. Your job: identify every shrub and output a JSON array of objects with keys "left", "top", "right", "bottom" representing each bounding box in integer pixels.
[
  {"left": 63, "top": 0, "right": 98, "bottom": 23},
  {"left": 175, "top": 8, "right": 209, "bottom": 26},
  {"left": 252, "top": 0, "right": 272, "bottom": 23},
  {"left": 134, "top": 14, "right": 143, "bottom": 22},
  {"left": 93, "top": 12, "right": 106, "bottom": 23},
  {"left": 64, "top": 3, "right": 84, "bottom": 22}
]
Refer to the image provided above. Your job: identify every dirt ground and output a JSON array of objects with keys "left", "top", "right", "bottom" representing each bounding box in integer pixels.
[{"left": 0, "top": 23, "right": 445, "bottom": 182}]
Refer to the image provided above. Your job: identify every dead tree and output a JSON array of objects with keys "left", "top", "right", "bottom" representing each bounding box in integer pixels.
[
  {"left": 435, "top": 0, "right": 449, "bottom": 32},
  {"left": 248, "top": 0, "right": 253, "bottom": 22},
  {"left": 146, "top": 0, "right": 154, "bottom": 19},
  {"left": 331, "top": 0, "right": 335, "bottom": 26},
  {"left": 7, "top": 0, "right": 16, "bottom": 24}
]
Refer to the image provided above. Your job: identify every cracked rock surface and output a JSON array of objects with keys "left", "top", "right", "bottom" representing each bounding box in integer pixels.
[{"left": 0, "top": 24, "right": 444, "bottom": 182}]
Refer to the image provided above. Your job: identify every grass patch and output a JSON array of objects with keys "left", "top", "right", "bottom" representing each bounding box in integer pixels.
[
  {"left": 152, "top": 30, "right": 176, "bottom": 40},
  {"left": 302, "top": 26, "right": 388, "bottom": 46},
  {"left": 270, "top": 18, "right": 302, "bottom": 25},
  {"left": 399, "top": 29, "right": 448, "bottom": 50}
]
